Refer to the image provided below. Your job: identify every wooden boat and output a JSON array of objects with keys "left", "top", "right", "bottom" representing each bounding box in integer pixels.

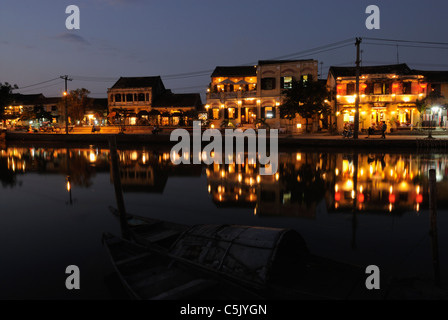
[
  {"left": 167, "top": 223, "right": 380, "bottom": 300},
  {"left": 102, "top": 232, "right": 263, "bottom": 300},
  {"left": 108, "top": 206, "right": 189, "bottom": 250},
  {"left": 107, "top": 208, "right": 384, "bottom": 299}
]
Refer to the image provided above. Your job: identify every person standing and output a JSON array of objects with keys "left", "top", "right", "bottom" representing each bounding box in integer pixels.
[{"left": 381, "top": 121, "right": 387, "bottom": 139}]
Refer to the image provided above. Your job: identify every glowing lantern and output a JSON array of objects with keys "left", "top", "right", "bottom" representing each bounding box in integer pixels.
[
  {"left": 335, "top": 192, "right": 341, "bottom": 202},
  {"left": 358, "top": 193, "right": 365, "bottom": 203},
  {"left": 389, "top": 194, "right": 396, "bottom": 203},
  {"left": 416, "top": 194, "right": 423, "bottom": 204}
]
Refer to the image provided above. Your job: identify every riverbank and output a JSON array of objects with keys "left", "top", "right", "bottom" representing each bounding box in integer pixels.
[{"left": 4, "top": 131, "right": 448, "bottom": 151}]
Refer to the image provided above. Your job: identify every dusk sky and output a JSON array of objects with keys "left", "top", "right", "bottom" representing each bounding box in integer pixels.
[{"left": 1, "top": 0, "right": 448, "bottom": 100}]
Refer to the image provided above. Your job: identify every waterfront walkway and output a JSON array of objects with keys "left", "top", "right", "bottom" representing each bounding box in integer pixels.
[{"left": 4, "top": 129, "right": 448, "bottom": 151}]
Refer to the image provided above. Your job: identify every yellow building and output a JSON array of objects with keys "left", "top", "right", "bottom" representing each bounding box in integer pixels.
[
  {"left": 206, "top": 60, "right": 319, "bottom": 131},
  {"left": 327, "top": 64, "right": 428, "bottom": 132},
  {"left": 108, "top": 77, "right": 203, "bottom": 126}
]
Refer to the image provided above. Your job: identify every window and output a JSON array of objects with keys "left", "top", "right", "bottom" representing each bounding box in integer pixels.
[
  {"left": 402, "top": 82, "right": 412, "bottom": 94},
  {"left": 364, "top": 83, "right": 373, "bottom": 95},
  {"left": 115, "top": 94, "right": 122, "bottom": 102},
  {"left": 261, "top": 78, "right": 276, "bottom": 90},
  {"left": 138, "top": 93, "right": 145, "bottom": 102},
  {"left": 228, "top": 108, "right": 236, "bottom": 119},
  {"left": 146, "top": 93, "right": 150, "bottom": 101},
  {"left": 281, "top": 76, "right": 293, "bottom": 89},
  {"left": 374, "top": 83, "right": 383, "bottom": 95},
  {"left": 212, "top": 108, "right": 220, "bottom": 120},
  {"left": 301, "top": 74, "right": 310, "bottom": 86},
  {"left": 346, "top": 83, "right": 355, "bottom": 95},
  {"left": 126, "top": 93, "right": 133, "bottom": 102},
  {"left": 51, "top": 105, "right": 57, "bottom": 111},
  {"left": 265, "top": 107, "right": 276, "bottom": 119},
  {"left": 431, "top": 83, "right": 441, "bottom": 95},
  {"left": 224, "top": 84, "right": 234, "bottom": 92}
]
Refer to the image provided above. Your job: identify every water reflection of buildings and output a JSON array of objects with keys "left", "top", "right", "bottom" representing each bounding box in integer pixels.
[
  {"left": 0, "top": 147, "right": 110, "bottom": 188},
  {"left": 333, "top": 153, "right": 448, "bottom": 213},
  {"left": 206, "top": 151, "right": 448, "bottom": 217},
  {"left": 115, "top": 150, "right": 202, "bottom": 193},
  {"left": 206, "top": 152, "right": 335, "bottom": 218}
]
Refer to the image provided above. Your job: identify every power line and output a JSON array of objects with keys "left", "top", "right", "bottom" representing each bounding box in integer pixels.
[
  {"left": 13, "top": 77, "right": 61, "bottom": 90},
  {"left": 62, "top": 39, "right": 357, "bottom": 83},
  {"left": 16, "top": 81, "right": 63, "bottom": 93},
  {"left": 364, "top": 42, "right": 448, "bottom": 51},
  {"left": 266, "top": 38, "right": 356, "bottom": 61},
  {"left": 363, "top": 37, "right": 448, "bottom": 46}
]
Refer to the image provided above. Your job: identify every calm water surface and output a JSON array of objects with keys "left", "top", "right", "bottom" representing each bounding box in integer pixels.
[{"left": 0, "top": 144, "right": 447, "bottom": 299}]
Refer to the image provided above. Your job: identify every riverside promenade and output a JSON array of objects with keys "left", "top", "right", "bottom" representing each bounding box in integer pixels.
[{"left": 4, "top": 129, "right": 448, "bottom": 151}]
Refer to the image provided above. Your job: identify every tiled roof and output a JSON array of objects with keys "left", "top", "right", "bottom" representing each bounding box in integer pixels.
[
  {"left": 111, "top": 76, "right": 165, "bottom": 89},
  {"left": 412, "top": 70, "right": 448, "bottom": 82},
  {"left": 12, "top": 93, "right": 45, "bottom": 105},
  {"left": 153, "top": 93, "right": 202, "bottom": 108},
  {"left": 211, "top": 66, "right": 257, "bottom": 77},
  {"left": 329, "top": 64, "right": 413, "bottom": 78},
  {"left": 44, "top": 97, "right": 63, "bottom": 104},
  {"left": 258, "top": 59, "right": 315, "bottom": 66}
]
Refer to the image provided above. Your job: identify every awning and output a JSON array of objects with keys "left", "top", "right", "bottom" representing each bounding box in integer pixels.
[
  {"left": 138, "top": 110, "right": 149, "bottom": 116},
  {"left": 219, "top": 79, "right": 235, "bottom": 85}
]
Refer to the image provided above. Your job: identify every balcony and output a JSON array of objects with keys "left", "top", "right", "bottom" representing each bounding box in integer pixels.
[
  {"left": 337, "top": 94, "right": 421, "bottom": 105},
  {"left": 207, "top": 90, "right": 257, "bottom": 101}
]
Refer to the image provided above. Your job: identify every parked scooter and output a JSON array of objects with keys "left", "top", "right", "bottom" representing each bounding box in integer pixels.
[{"left": 342, "top": 128, "right": 353, "bottom": 138}]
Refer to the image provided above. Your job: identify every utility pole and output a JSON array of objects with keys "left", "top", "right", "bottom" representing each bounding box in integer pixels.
[
  {"left": 354, "top": 38, "right": 362, "bottom": 139},
  {"left": 60, "top": 75, "right": 72, "bottom": 135}
]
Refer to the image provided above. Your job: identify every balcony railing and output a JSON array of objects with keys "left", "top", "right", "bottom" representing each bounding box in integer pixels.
[
  {"left": 338, "top": 94, "right": 421, "bottom": 104},
  {"left": 207, "top": 90, "right": 258, "bottom": 101}
]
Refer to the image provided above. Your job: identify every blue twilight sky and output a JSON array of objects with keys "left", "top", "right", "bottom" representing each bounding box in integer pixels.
[{"left": 1, "top": 0, "right": 448, "bottom": 100}]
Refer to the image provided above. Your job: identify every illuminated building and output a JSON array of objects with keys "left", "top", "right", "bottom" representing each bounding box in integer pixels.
[
  {"left": 206, "top": 60, "right": 319, "bottom": 131},
  {"left": 108, "top": 77, "right": 203, "bottom": 126},
  {"left": 327, "top": 64, "right": 448, "bottom": 132}
]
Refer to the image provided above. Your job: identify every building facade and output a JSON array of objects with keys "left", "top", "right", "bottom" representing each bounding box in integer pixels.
[
  {"left": 108, "top": 76, "right": 203, "bottom": 126},
  {"left": 327, "top": 64, "right": 448, "bottom": 132},
  {"left": 107, "top": 77, "right": 166, "bottom": 115},
  {"left": 4, "top": 94, "right": 62, "bottom": 127},
  {"left": 206, "top": 60, "right": 319, "bottom": 131}
]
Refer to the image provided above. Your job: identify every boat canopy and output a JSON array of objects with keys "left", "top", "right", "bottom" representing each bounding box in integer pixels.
[{"left": 169, "top": 224, "right": 309, "bottom": 286}]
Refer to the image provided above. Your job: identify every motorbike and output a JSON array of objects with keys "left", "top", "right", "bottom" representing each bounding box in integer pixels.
[{"left": 342, "top": 128, "right": 353, "bottom": 138}]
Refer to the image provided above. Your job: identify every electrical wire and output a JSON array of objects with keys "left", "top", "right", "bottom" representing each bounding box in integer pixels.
[
  {"left": 364, "top": 42, "right": 448, "bottom": 51},
  {"left": 16, "top": 81, "right": 63, "bottom": 94},
  {"left": 363, "top": 37, "right": 448, "bottom": 46},
  {"left": 12, "top": 77, "right": 61, "bottom": 90}
]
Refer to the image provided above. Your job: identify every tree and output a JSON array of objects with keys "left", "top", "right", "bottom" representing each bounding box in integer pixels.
[
  {"left": 279, "top": 76, "right": 330, "bottom": 132},
  {"left": 0, "top": 82, "right": 18, "bottom": 122},
  {"left": 58, "top": 88, "right": 92, "bottom": 123},
  {"left": 415, "top": 91, "right": 445, "bottom": 128}
]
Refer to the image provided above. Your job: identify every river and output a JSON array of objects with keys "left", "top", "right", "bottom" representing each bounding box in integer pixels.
[{"left": 0, "top": 144, "right": 447, "bottom": 299}]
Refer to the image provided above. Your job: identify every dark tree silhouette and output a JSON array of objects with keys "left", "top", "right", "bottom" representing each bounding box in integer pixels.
[{"left": 279, "top": 76, "right": 330, "bottom": 132}]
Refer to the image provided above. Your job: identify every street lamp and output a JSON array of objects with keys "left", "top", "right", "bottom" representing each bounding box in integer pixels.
[{"left": 64, "top": 91, "right": 68, "bottom": 135}]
